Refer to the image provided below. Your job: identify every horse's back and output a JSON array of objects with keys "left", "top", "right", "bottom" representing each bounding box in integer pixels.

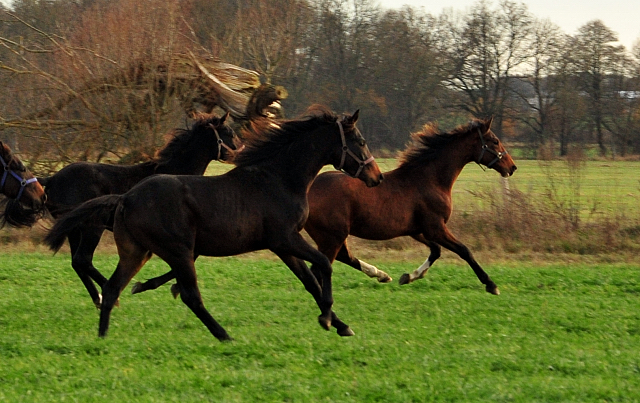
[
  {"left": 117, "top": 173, "right": 273, "bottom": 257},
  {"left": 45, "top": 162, "right": 148, "bottom": 213}
]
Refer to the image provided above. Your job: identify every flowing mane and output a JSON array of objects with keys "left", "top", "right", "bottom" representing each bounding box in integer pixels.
[
  {"left": 234, "top": 105, "right": 338, "bottom": 168},
  {"left": 153, "top": 114, "right": 225, "bottom": 166},
  {"left": 398, "top": 119, "right": 487, "bottom": 170}
]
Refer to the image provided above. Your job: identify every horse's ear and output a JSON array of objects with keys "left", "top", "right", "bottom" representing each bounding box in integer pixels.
[
  {"left": 346, "top": 109, "right": 360, "bottom": 125},
  {"left": 485, "top": 116, "right": 493, "bottom": 131},
  {"left": 220, "top": 111, "right": 230, "bottom": 125}
]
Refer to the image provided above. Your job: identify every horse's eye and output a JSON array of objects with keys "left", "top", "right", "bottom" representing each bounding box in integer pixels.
[{"left": 359, "top": 139, "right": 366, "bottom": 147}]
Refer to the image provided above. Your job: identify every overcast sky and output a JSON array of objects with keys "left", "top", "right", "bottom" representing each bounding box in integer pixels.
[{"left": 377, "top": 0, "right": 640, "bottom": 51}]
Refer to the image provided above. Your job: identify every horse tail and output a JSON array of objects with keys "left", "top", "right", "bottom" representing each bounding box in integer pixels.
[{"left": 44, "top": 195, "right": 121, "bottom": 253}]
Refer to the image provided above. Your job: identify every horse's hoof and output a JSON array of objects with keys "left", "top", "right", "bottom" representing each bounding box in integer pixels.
[
  {"left": 131, "top": 282, "right": 142, "bottom": 294},
  {"left": 93, "top": 294, "right": 102, "bottom": 309},
  {"left": 378, "top": 274, "right": 393, "bottom": 283},
  {"left": 486, "top": 284, "right": 500, "bottom": 295},
  {"left": 318, "top": 315, "right": 331, "bottom": 331},
  {"left": 337, "top": 327, "right": 355, "bottom": 337},
  {"left": 170, "top": 283, "right": 181, "bottom": 299},
  {"left": 399, "top": 273, "right": 411, "bottom": 285}
]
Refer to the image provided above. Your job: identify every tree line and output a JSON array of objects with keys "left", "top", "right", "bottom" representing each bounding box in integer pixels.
[{"left": 1, "top": 0, "right": 639, "bottom": 173}]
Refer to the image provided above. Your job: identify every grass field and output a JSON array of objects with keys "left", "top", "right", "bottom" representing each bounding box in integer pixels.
[
  {"left": 1, "top": 252, "right": 639, "bottom": 402},
  {"left": 0, "top": 158, "right": 637, "bottom": 401}
]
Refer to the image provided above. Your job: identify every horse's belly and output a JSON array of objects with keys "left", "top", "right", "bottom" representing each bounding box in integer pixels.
[
  {"left": 350, "top": 214, "right": 415, "bottom": 240},
  {"left": 194, "top": 227, "right": 265, "bottom": 257}
]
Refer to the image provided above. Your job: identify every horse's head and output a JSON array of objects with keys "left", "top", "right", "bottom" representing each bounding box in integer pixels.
[
  {"left": 475, "top": 118, "right": 517, "bottom": 177},
  {"left": 334, "top": 110, "right": 383, "bottom": 187},
  {"left": 205, "top": 112, "right": 244, "bottom": 163},
  {"left": 0, "top": 141, "right": 47, "bottom": 227}
]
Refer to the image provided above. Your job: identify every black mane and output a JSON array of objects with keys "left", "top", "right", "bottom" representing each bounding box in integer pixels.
[
  {"left": 234, "top": 105, "right": 338, "bottom": 168},
  {"left": 398, "top": 119, "right": 486, "bottom": 170},
  {"left": 153, "top": 114, "right": 225, "bottom": 165}
]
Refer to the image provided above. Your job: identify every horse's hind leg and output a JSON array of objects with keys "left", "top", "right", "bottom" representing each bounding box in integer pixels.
[
  {"left": 335, "top": 241, "right": 392, "bottom": 283},
  {"left": 68, "top": 229, "right": 104, "bottom": 308},
  {"left": 399, "top": 236, "right": 441, "bottom": 285},
  {"left": 79, "top": 227, "right": 108, "bottom": 286},
  {"left": 431, "top": 226, "right": 499, "bottom": 295},
  {"left": 99, "top": 248, "right": 152, "bottom": 337},
  {"left": 130, "top": 271, "right": 176, "bottom": 295},
  {"left": 165, "top": 256, "right": 231, "bottom": 341}
]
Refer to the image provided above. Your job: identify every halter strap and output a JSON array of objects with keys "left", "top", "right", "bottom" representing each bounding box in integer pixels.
[
  {"left": 210, "top": 124, "right": 244, "bottom": 160},
  {"left": 336, "top": 121, "right": 375, "bottom": 179},
  {"left": 476, "top": 128, "right": 507, "bottom": 169},
  {"left": 0, "top": 154, "right": 39, "bottom": 201}
]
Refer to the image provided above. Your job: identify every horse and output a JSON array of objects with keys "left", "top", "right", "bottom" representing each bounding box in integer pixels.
[
  {"left": 303, "top": 117, "right": 516, "bottom": 295},
  {"left": 44, "top": 105, "right": 383, "bottom": 341},
  {"left": 0, "top": 141, "right": 47, "bottom": 227},
  {"left": 126, "top": 117, "right": 517, "bottom": 298},
  {"left": 40, "top": 113, "right": 240, "bottom": 308}
]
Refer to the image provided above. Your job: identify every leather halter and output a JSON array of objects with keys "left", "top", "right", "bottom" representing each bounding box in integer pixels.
[
  {"left": 476, "top": 128, "right": 507, "bottom": 168},
  {"left": 209, "top": 124, "right": 244, "bottom": 160},
  {"left": 335, "top": 121, "right": 375, "bottom": 179},
  {"left": 0, "top": 154, "right": 38, "bottom": 201}
]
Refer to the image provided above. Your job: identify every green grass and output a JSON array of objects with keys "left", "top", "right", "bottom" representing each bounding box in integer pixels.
[{"left": 1, "top": 252, "right": 639, "bottom": 402}]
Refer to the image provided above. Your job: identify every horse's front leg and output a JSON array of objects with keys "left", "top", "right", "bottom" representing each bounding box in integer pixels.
[
  {"left": 399, "top": 236, "right": 441, "bottom": 285},
  {"left": 276, "top": 253, "right": 354, "bottom": 337},
  {"left": 433, "top": 227, "right": 499, "bottom": 295},
  {"left": 274, "top": 231, "right": 353, "bottom": 336}
]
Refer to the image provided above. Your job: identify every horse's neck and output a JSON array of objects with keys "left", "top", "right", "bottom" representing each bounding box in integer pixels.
[
  {"left": 410, "top": 145, "right": 474, "bottom": 191},
  {"left": 116, "top": 162, "right": 157, "bottom": 187},
  {"left": 272, "top": 142, "right": 330, "bottom": 195},
  {"left": 154, "top": 152, "right": 211, "bottom": 176}
]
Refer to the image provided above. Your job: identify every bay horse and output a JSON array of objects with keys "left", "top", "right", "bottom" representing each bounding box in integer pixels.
[
  {"left": 45, "top": 106, "right": 383, "bottom": 341},
  {"left": 40, "top": 113, "right": 240, "bottom": 308},
  {"left": 0, "top": 141, "right": 47, "bottom": 227},
  {"left": 304, "top": 117, "right": 516, "bottom": 295}
]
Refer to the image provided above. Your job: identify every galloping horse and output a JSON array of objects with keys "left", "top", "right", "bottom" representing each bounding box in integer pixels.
[
  {"left": 304, "top": 118, "right": 516, "bottom": 295},
  {"left": 45, "top": 106, "right": 383, "bottom": 341},
  {"left": 0, "top": 141, "right": 47, "bottom": 227},
  {"left": 40, "top": 114, "right": 240, "bottom": 308}
]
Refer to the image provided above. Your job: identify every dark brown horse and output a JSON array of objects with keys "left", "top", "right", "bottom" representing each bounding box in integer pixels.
[
  {"left": 40, "top": 113, "right": 240, "bottom": 308},
  {"left": 0, "top": 141, "right": 47, "bottom": 227},
  {"left": 45, "top": 106, "right": 383, "bottom": 341},
  {"left": 304, "top": 118, "right": 516, "bottom": 295}
]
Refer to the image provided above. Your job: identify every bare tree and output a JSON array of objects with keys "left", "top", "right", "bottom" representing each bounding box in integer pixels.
[
  {"left": 570, "top": 20, "right": 628, "bottom": 156},
  {"left": 508, "top": 19, "right": 562, "bottom": 149},
  {"left": 368, "top": 7, "right": 445, "bottom": 148},
  {"left": 435, "top": 0, "right": 533, "bottom": 135}
]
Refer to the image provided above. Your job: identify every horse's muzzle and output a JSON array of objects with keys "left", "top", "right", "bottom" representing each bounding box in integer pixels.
[{"left": 365, "top": 172, "right": 384, "bottom": 187}]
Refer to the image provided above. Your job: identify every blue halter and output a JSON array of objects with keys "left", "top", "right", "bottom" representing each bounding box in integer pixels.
[{"left": 0, "top": 154, "right": 39, "bottom": 201}]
